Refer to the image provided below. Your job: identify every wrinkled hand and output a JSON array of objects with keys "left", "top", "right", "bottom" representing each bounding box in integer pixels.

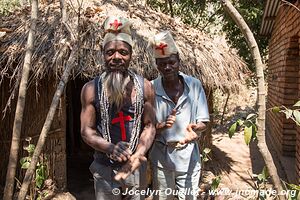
[
  {"left": 156, "top": 109, "right": 177, "bottom": 129},
  {"left": 110, "top": 141, "right": 132, "bottom": 162},
  {"left": 114, "top": 153, "right": 147, "bottom": 181},
  {"left": 179, "top": 124, "right": 199, "bottom": 145}
]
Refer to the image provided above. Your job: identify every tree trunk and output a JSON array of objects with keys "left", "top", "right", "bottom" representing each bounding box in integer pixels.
[
  {"left": 3, "top": 1, "right": 38, "bottom": 199},
  {"left": 221, "top": 0, "right": 284, "bottom": 198},
  {"left": 17, "top": 46, "right": 78, "bottom": 200}
]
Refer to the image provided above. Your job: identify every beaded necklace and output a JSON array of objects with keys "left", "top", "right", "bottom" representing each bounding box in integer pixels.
[{"left": 98, "top": 70, "right": 144, "bottom": 154}]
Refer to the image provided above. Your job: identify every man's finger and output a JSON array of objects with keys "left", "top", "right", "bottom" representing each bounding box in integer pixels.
[
  {"left": 167, "top": 115, "right": 176, "bottom": 121},
  {"left": 139, "top": 156, "right": 147, "bottom": 162},
  {"left": 115, "top": 152, "right": 127, "bottom": 162},
  {"left": 179, "top": 139, "right": 186, "bottom": 145},
  {"left": 118, "top": 143, "right": 132, "bottom": 156},
  {"left": 114, "top": 155, "right": 147, "bottom": 181},
  {"left": 186, "top": 125, "right": 193, "bottom": 132},
  {"left": 114, "top": 171, "right": 129, "bottom": 181},
  {"left": 119, "top": 141, "right": 130, "bottom": 150},
  {"left": 170, "top": 109, "right": 177, "bottom": 116}
]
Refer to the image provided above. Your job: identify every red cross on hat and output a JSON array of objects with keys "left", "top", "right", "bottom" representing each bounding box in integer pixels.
[
  {"left": 155, "top": 43, "right": 168, "bottom": 55},
  {"left": 110, "top": 19, "right": 123, "bottom": 31}
]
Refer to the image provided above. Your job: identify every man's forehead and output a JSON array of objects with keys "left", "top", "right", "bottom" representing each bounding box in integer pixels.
[
  {"left": 104, "top": 40, "right": 131, "bottom": 50},
  {"left": 156, "top": 54, "right": 178, "bottom": 62}
]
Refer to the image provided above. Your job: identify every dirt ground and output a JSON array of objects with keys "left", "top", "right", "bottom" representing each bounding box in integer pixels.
[{"left": 52, "top": 86, "right": 289, "bottom": 200}]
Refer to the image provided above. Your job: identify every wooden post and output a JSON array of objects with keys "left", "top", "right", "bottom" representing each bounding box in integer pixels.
[{"left": 3, "top": 0, "right": 38, "bottom": 199}]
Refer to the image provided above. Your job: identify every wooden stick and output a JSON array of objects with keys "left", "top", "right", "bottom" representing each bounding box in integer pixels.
[{"left": 3, "top": 1, "right": 38, "bottom": 199}]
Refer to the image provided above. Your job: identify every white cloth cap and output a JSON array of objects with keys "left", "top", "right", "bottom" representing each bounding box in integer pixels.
[
  {"left": 102, "top": 16, "right": 133, "bottom": 47},
  {"left": 152, "top": 31, "right": 179, "bottom": 58}
]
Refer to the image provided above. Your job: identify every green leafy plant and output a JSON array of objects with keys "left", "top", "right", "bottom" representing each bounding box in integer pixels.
[
  {"left": 282, "top": 181, "right": 300, "bottom": 200},
  {"left": 19, "top": 137, "right": 48, "bottom": 199},
  {"left": 211, "top": 176, "right": 221, "bottom": 191},
  {"left": 252, "top": 167, "right": 269, "bottom": 200},
  {"left": 271, "top": 100, "right": 300, "bottom": 126},
  {"left": 228, "top": 113, "right": 257, "bottom": 145}
]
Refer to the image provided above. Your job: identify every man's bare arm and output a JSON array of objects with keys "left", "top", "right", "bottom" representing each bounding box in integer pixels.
[
  {"left": 134, "top": 79, "right": 156, "bottom": 156},
  {"left": 179, "top": 122, "right": 207, "bottom": 144}
]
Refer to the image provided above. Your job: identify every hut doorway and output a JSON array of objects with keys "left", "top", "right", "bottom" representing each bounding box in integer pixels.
[{"left": 65, "top": 77, "right": 94, "bottom": 198}]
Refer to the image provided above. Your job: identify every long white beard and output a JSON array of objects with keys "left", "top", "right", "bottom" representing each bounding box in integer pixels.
[{"left": 103, "top": 71, "right": 130, "bottom": 111}]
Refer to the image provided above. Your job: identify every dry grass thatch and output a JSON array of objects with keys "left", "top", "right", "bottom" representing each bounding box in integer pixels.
[{"left": 0, "top": 0, "right": 248, "bottom": 99}]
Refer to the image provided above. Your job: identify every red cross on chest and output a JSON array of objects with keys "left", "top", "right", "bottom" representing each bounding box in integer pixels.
[
  {"left": 155, "top": 43, "right": 168, "bottom": 55},
  {"left": 110, "top": 19, "right": 123, "bottom": 30},
  {"left": 111, "top": 111, "right": 132, "bottom": 141}
]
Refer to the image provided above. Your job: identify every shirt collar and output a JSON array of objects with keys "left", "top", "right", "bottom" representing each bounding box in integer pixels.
[{"left": 155, "top": 71, "right": 190, "bottom": 97}]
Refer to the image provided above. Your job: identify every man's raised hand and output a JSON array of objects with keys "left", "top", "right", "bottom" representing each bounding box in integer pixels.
[
  {"left": 110, "top": 141, "right": 132, "bottom": 162},
  {"left": 156, "top": 109, "right": 177, "bottom": 129},
  {"left": 114, "top": 153, "right": 147, "bottom": 181}
]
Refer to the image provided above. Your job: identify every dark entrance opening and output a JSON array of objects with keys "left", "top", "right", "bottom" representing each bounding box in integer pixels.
[{"left": 66, "top": 77, "right": 94, "bottom": 199}]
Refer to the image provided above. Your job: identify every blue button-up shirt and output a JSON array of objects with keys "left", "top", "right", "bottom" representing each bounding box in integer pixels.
[{"left": 150, "top": 72, "right": 209, "bottom": 172}]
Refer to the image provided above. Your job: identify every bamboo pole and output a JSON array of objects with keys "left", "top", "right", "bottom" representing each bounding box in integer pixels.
[{"left": 3, "top": 1, "right": 38, "bottom": 199}]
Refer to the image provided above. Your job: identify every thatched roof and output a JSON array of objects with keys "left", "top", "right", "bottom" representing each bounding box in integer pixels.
[{"left": 0, "top": 0, "right": 248, "bottom": 94}]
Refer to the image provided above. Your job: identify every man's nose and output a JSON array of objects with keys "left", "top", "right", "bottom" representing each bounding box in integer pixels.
[
  {"left": 164, "top": 63, "right": 172, "bottom": 70},
  {"left": 112, "top": 52, "right": 122, "bottom": 61}
]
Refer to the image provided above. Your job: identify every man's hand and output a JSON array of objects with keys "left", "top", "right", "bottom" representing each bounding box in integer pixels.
[
  {"left": 179, "top": 124, "right": 199, "bottom": 145},
  {"left": 156, "top": 109, "right": 177, "bottom": 129},
  {"left": 110, "top": 141, "right": 132, "bottom": 162},
  {"left": 114, "top": 153, "right": 147, "bottom": 181}
]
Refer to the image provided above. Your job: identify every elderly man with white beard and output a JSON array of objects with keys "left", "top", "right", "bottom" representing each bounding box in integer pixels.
[{"left": 80, "top": 16, "right": 156, "bottom": 200}]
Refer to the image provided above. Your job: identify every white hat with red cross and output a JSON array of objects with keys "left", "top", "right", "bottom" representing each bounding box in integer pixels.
[
  {"left": 102, "top": 16, "right": 133, "bottom": 47},
  {"left": 153, "top": 31, "right": 179, "bottom": 58}
]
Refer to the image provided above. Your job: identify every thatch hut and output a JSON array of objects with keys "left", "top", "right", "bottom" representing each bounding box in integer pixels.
[{"left": 0, "top": 0, "right": 248, "bottom": 193}]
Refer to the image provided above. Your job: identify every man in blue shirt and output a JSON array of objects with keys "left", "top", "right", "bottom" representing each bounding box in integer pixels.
[{"left": 149, "top": 31, "right": 210, "bottom": 200}]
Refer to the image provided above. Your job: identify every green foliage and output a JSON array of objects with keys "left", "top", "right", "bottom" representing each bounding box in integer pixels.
[
  {"left": 243, "top": 125, "right": 253, "bottom": 145},
  {"left": 257, "top": 167, "right": 268, "bottom": 183},
  {"left": 20, "top": 156, "right": 31, "bottom": 169},
  {"left": 146, "top": 0, "right": 268, "bottom": 71},
  {"left": 282, "top": 181, "right": 300, "bottom": 200},
  {"left": 146, "top": 0, "right": 222, "bottom": 33},
  {"left": 271, "top": 100, "right": 300, "bottom": 126},
  {"left": 228, "top": 113, "right": 257, "bottom": 145},
  {"left": 210, "top": 176, "right": 221, "bottom": 191},
  {"left": 293, "top": 101, "right": 300, "bottom": 107},
  {"left": 221, "top": 0, "right": 269, "bottom": 70},
  {"left": 0, "top": 0, "right": 20, "bottom": 15},
  {"left": 228, "top": 121, "right": 237, "bottom": 138},
  {"left": 19, "top": 137, "right": 48, "bottom": 199},
  {"left": 252, "top": 167, "right": 270, "bottom": 200}
]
